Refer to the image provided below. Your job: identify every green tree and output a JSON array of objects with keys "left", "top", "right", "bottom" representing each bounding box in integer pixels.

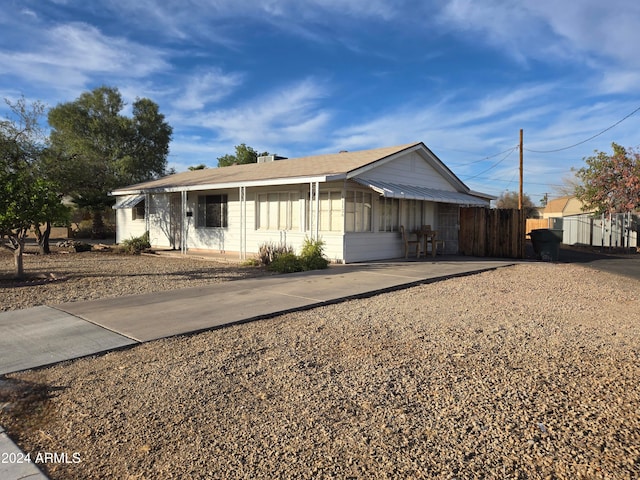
[
  {"left": 1, "top": 98, "right": 68, "bottom": 277},
  {"left": 188, "top": 164, "right": 207, "bottom": 170},
  {"left": 217, "top": 144, "right": 269, "bottom": 167},
  {"left": 495, "top": 191, "right": 537, "bottom": 218},
  {"left": 574, "top": 143, "right": 640, "bottom": 215},
  {"left": 47, "top": 86, "right": 172, "bottom": 237}
]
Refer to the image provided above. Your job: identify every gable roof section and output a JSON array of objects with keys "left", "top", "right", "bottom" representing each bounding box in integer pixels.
[
  {"left": 113, "top": 143, "right": 420, "bottom": 194},
  {"left": 544, "top": 196, "right": 571, "bottom": 215},
  {"left": 543, "top": 196, "right": 594, "bottom": 217},
  {"left": 112, "top": 142, "right": 490, "bottom": 202}
]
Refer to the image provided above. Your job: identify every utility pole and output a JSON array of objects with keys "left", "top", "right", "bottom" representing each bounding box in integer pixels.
[{"left": 519, "top": 129, "right": 523, "bottom": 210}]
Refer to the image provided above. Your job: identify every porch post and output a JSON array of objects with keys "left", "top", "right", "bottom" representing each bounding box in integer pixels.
[
  {"left": 309, "top": 182, "right": 314, "bottom": 240},
  {"left": 181, "top": 190, "right": 187, "bottom": 255},
  {"left": 315, "top": 181, "right": 320, "bottom": 240},
  {"left": 144, "top": 192, "right": 150, "bottom": 237},
  {"left": 239, "top": 186, "right": 246, "bottom": 260}
]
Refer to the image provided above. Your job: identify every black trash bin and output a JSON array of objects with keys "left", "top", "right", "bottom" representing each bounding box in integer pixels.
[{"left": 529, "top": 228, "right": 563, "bottom": 261}]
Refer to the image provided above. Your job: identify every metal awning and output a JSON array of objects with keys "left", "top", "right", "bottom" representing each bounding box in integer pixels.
[
  {"left": 112, "top": 194, "right": 145, "bottom": 209},
  {"left": 354, "top": 179, "right": 488, "bottom": 206}
]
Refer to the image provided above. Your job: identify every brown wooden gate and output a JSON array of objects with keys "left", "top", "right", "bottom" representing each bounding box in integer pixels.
[{"left": 459, "top": 207, "right": 525, "bottom": 258}]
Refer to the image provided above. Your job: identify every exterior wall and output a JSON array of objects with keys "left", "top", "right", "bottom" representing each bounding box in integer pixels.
[
  {"left": 247, "top": 182, "right": 345, "bottom": 261},
  {"left": 177, "top": 184, "right": 347, "bottom": 262},
  {"left": 184, "top": 189, "right": 236, "bottom": 252},
  {"left": 343, "top": 197, "right": 441, "bottom": 262},
  {"left": 358, "top": 151, "right": 456, "bottom": 190},
  {"left": 148, "top": 194, "right": 174, "bottom": 248},
  {"left": 115, "top": 150, "right": 472, "bottom": 262},
  {"left": 115, "top": 207, "right": 147, "bottom": 243},
  {"left": 116, "top": 184, "right": 456, "bottom": 263},
  {"left": 343, "top": 233, "right": 403, "bottom": 262}
]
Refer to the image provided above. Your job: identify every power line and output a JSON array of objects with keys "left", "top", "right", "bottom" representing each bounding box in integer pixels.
[
  {"left": 524, "top": 105, "right": 640, "bottom": 154},
  {"left": 466, "top": 174, "right": 565, "bottom": 187},
  {"left": 447, "top": 145, "right": 520, "bottom": 167},
  {"left": 461, "top": 146, "right": 519, "bottom": 181}
]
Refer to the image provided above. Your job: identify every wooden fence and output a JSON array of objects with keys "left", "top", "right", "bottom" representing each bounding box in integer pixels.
[
  {"left": 459, "top": 207, "right": 525, "bottom": 258},
  {"left": 525, "top": 218, "right": 549, "bottom": 233}
]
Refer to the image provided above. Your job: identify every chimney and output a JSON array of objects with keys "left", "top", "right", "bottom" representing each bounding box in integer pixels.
[{"left": 257, "top": 155, "right": 287, "bottom": 163}]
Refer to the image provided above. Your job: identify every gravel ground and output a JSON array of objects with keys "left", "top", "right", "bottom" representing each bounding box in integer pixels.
[
  {"left": 0, "top": 248, "right": 270, "bottom": 311},
  {"left": 1, "top": 250, "right": 639, "bottom": 479}
]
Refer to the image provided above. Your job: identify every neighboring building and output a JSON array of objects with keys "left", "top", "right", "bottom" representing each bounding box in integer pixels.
[
  {"left": 112, "top": 142, "right": 493, "bottom": 263},
  {"left": 540, "top": 196, "right": 637, "bottom": 248},
  {"left": 542, "top": 196, "right": 593, "bottom": 219}
]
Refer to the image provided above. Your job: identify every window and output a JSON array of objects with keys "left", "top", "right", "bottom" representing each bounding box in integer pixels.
[
  {"left": 345, "top": 191, "right": 372, "bottom": 232},
  {"left": 403, "top": 199, "right": 423, "bottom": 231},
  {"left": 197, "top": 194, "right": 228, "bottom": 228},
  {"left": 132, "top": 199, "right": 145, "bottom": 221},
  {"left": 257, "top": 193, "right": 300, "bottom": 230},
  {"left": 378, "top": 197, "right": 399, "bottom": 232},
  {"left": 308, "top": 191, "right": 343, "bottom": 232}
]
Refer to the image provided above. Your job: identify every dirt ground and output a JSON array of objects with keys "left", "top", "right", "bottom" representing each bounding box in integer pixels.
[{"left": 0, "top": 249, "right": 639, "bottom": 478}]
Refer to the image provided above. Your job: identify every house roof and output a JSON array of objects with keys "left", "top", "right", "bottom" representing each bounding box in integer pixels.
[
  {"left": 353, "top": 179, "right": 489, "bottom": 206},
  {"left": 544, "top": 196, "right": 571, "bottom": 214},
  {"left": 112, "top": 142, "right": 492, "bottom": 202},
  {"left": 543, "top": 196, "right": 593, "bottom": 217}
]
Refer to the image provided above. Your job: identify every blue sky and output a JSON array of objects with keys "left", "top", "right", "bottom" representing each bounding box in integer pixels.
[{"left": 2, "top": 0, "right": 639, "bottom": 202}]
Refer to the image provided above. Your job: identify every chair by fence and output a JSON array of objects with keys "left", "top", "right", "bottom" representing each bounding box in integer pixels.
[{"left": 400, "top": 225, "right": 420, "bottom": 259}]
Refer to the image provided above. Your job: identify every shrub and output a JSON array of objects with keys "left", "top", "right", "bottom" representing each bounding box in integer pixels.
[
  {"left": 299, "top": 237, "right": 329, "bottom": 270},
  {"left": 258, "top": 241, "right": 294, "bottom": 266},
  {"left": 268, "top": 252, "right": 304, "bottom": 273},
  {"left": 241, "top": 258, "right": 262, "bottom": 267},
  {"left": 258, "top": 238, "right": 329, "bottom": 273},
  {"left": 121, "top": 231, "right": 151, "bottom": 255}
]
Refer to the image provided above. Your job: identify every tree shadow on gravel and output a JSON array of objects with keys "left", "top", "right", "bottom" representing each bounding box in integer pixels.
[
  {"left": 0, "top": 377, "right": 67, "bottom": 441},
  {"left": 66, "top": 267, "right": 272, "bottom": 280}
]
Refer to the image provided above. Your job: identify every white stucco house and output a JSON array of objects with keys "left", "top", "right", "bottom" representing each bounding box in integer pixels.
[{"left": 111, "top": 142, "right": 493, "bottom": 263}]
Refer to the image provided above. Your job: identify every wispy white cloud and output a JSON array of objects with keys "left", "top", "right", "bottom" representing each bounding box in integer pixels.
[
  {"left": 435, "top": 0, "right": 545, "bottom": 65},
  {"left": 99, "top": 0, "right": 401, "bottom": 45},
  {"left": 594, "top": 64, "right": 640, "bottom": 94},
  {"left": 172, "top": 77, "right": 332, "bottom": 151},
  {"left": 172, "top": 69, "right": 244, "bottom": 111},
  {"left": 47, "top": 23, "right": 167, "bottom": 76},
  {"left": 328, "top": 83, "right": 555, "bottom": 153},
  {"left": 0, "top": 21, "right": 169, "bottom": 96},
  {"left": 20, "top": 8, "right": 38, "bottom": 19},
  {"left": 527, "top": 0, "right": 640, "bottom": 68},
  {"left": 436, "top": 0, "right": 640, "bottom": 82}
]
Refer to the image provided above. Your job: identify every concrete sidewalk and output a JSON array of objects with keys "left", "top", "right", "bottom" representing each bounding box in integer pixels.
[
  {"left": 0, "top": 258, "right": 517, "bottom": 376},
  {"left": 0, "top": 257, "right": 519, "bottom": 480}
]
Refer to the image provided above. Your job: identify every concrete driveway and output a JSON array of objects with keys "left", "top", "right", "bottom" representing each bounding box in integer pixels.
[{"left": 557, "top": 246, "right": 640, "bottom": 281}]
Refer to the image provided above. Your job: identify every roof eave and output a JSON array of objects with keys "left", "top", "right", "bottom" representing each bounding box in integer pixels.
[
  {"left": 468, "top": 190, "right": 497, "bottom": 201},
  {"left": 111, "top": 174, "right": 339, "bottom": 196}
]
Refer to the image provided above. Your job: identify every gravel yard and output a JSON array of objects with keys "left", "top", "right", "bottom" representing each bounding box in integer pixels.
[
  {"left": 1, "top": 250, "right": 639, "bottom": 479},
  {"left": 0, "top": 248, "right": 270, "bottom": 311}
]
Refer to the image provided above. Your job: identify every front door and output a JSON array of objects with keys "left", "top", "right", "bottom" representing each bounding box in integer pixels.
[{"left": 436, "top": 204, "right": 459, "bottom": 254}]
